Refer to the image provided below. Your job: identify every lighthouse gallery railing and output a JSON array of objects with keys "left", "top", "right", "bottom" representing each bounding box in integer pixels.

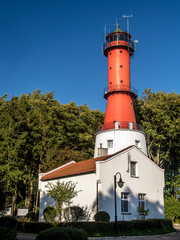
[{"left": 96, "top": 121, "right": 144, "bottom": 133}]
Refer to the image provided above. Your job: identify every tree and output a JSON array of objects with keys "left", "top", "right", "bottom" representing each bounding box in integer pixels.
[
  {"left": 63, "top": 205, "right": 91, "bottom": 222},
  {"left": 139, "top": 89, "right": 180, "bottom": 170},
  {"left": 46, "top": 181, "right": 79, "bottom": 222},
  {"left": 137, "top": 207, "right": 149, "bottom": 220},
  {"left": 164, "top": 196, "right": 180, "bottom": 221},
  {"left": 0, "top": 91, "right": 104, "bottom": 215}
]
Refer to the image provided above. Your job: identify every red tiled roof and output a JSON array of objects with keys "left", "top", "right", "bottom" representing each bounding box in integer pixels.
[
  {"left": 41, "top": 155, "right": 109, "bottom": 181},
  {"left": 41, "top": 145, "right": 134, "bottom": 181}
]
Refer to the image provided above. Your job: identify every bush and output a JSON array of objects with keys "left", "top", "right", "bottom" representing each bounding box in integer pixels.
[
  {"left": 137, "top": 207, "right": 149, "bottom": 219},
  {"left": 36, "top": 227, "right": 88, "bottom": 240},
  {"left": 43, "top": 206, "right": 57, "bottom": 222},
  {"left": 63, "top": 205, "right": 91, "bottom": 222},
  {"left": 36, "top": 227, "right": 70, "bottom": 240},
  {"left": 0, "top": 226, "right": 17, "bottom": 240},
  {"left": 62, "top": 227, "right": 88, "bottom": 240},
  {"left": 0, "top": 216, "right": 18, "bottom": 229},
  {"left": 26, "top": 211, "right": 38, "bottom": 221},
  {"left": 94, "top": 211, "right": 110, "bottom": 222}
]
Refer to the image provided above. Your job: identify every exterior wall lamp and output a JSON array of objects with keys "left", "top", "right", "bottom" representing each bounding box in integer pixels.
[{"left": 114, "top": 172, "right": 124, "bottom": 236}]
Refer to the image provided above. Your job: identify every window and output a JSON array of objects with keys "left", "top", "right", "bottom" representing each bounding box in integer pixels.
[
  {"left": 107, "top": 140, "right": 113, "bottom": 148},
  {"left": 121, "top": 193, "right": 129, "bottom": 213},
  {"left": 138, "top": 194, "right": 146, "bottom": 210},
  {"left": 135, "top": 140, "right": 142, "bottom": 149},
  {"left": 130, "top": 162, "right": 137, "bottom": 177}
]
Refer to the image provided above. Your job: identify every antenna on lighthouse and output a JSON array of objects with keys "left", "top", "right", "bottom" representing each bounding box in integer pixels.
[
  {"left": 122, "top": 14, "right": 133, "bottom": 33},
  {"left": 104, "top": 24, "right": 107, "bottom": 40}
]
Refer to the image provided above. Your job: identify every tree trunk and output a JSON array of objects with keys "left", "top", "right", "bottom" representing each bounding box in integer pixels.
[
  {"left": 57, "top": 203, "right": 62, "bottom": 222},
  {"left": 11, "top": 184, "right": 17, "bottom": 216}
]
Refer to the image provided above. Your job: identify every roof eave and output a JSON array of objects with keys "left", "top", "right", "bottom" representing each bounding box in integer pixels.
[{"left": 41, "top": 170, "right": 95, "bottom": 181}]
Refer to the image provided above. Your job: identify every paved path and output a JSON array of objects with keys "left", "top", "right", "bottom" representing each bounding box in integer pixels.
[
  {"left": 17, "top": 231, "right": 180, "bottom": 240},
  {"left": 17, "top": 233, "right": 37, "bottom": 240},
  {"left": 89, "top": 231, "right": 180, "bottom": 240}
]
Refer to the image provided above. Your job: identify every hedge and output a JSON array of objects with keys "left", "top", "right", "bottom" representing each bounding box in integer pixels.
[
  {"left": 17, "top": 221, "right": 54, "bottom": 234},
  {"left": 17, "top": 219, "right": 173, "bottom": 235},
  {"left": 0, "top": 216, "right": 18, "bottom": 229}
]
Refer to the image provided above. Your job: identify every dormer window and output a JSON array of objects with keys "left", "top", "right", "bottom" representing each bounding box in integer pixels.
[
  {"left": 107, "top": 140, "right": 113, "bottom": 148},
  {"left": 135, "top": 140, "right": 142, "bottom": 149}
]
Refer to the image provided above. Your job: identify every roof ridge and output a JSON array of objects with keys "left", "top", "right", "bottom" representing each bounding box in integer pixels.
[{"left": 41, "top": 145, "right": 135, "bottom": 181}]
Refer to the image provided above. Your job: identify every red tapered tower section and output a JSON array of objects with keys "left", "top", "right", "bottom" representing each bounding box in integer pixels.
[{"left": 103, "top": 25, "right": 137, "bottom": 129}]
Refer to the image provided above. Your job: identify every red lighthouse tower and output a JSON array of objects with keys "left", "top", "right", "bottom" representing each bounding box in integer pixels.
[
  {"left": 103, "top": 25, "right": 137, "bottom": 129},
  {"left": 94, "top": 24, "right": 147, "bottom": 158}
]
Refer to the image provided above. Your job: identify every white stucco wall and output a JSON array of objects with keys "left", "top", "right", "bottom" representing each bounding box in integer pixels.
[
  {"left": 94, "top": 129, "right": 147, "bottom": 158},
  {"left": 96, "top": 147, "right": 164, "bottom": 221},
  {"left": 39, "top": 173, "right": 97, "bottom": 221}
]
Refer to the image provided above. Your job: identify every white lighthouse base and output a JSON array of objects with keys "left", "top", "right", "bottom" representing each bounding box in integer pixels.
[{"left": 94, "top": 129, "right": 147, "bottom": 158}]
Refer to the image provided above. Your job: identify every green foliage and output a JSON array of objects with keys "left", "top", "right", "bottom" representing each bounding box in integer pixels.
[
  {"left": 36, "top": 227, "right": 70, "bottom": 240},
  {"left": 0, "top": 216, "right": 17, "bottom": 240},
  {"left": 137, "top": 207, "right": 149, "bottom": 220},
  {"left": 63, "top": 205, "right": 91, "bottom": 222},
  {"left": 46, "top": 181, "right": 79, "bottom": 222},
  {"left": 17, "top": 221, "right": 54, "bottom": 234},
  {"left": 138, "top": 89, "right": 180, "bottom": 199},
  {"left": 26, "top": 211, "right": 39, "bottom": 221},
  {"left": 164, "top": 195, "right": 180, "bottom": 221},
  {"left": 0, "top": 90, "right": 104, "bottom": 215},
  {"left": 139, "top": 89, "right": 180, "bottom": 169},
  {"left": 43, "top": 206, "right": 57, "bottom": 222},
  {"left": 94, "top": 211, "right": 110, "bottom": 222},
  {"left": 0, "top": 216, "right": 18, "bottom": 229},
  {"left": 17, "top": 219, "right": 173, "bottom": 236},
  {"left": 0, "top": 226, "right": 17, "bottom": 240},
  {"left": 36, "top": 227, "right": 88, "bottom": 240}
]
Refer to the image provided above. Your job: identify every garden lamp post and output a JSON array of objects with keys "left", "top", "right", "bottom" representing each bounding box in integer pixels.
[{"left": 114, "top": 172, "right": 124, "bottom": 236}]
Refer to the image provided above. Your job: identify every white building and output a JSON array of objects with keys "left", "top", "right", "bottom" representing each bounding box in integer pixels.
[{"left": 39, "top": 145, "right": 164, "bottom": 221}]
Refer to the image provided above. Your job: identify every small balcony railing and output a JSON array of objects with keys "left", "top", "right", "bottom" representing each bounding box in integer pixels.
[
  {"left": 104, "top": 85, "right": 137, "bottom": 99},
  {"left": 96, "top": 121, "right": 144, "bottom": 133},
  {"left": 104, "top": 39, "right": 134, "bottom": 56}
]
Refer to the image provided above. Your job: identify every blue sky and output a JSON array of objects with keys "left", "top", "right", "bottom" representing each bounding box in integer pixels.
[{"left": 0, "top": 0, "right": 179, "bottom": 112}]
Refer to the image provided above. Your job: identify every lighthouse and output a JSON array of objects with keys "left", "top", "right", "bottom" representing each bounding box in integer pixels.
[{"left": 94, "top": 25, "right": 147, "bottom": 157}]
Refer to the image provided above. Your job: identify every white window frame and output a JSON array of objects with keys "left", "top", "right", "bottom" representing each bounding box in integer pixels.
[
  {"left": 121, "top": 192, "right": 130, "bottom": 214},
  {"left": 107, "top": 140, "right": 113, "bottom": 148},
  {"left": 138, "top": 193, "right": 146, "bottom": 210},
  {"left": 130, "top": 161, "right": 137, "bottom": 177}
]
